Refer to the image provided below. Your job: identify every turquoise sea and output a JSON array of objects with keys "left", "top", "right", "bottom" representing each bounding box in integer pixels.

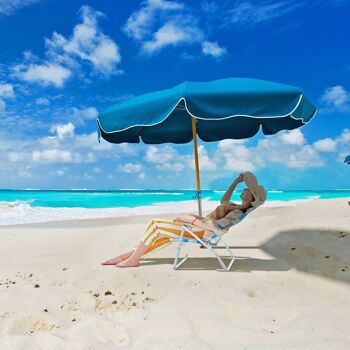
[
  {"left": 1, "top": 189, "right": 350, "bottom": 208},
  {"left": 0, "top": 189, "right": 349, "bottom": 225}
]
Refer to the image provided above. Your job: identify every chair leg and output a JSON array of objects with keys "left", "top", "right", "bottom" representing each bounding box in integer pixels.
[
  {"left": 173, "top": 240, "right": 191, "bottom": 270},
  {"left": 177, "top": 225, "right": 236, "bottom": 272},
  {"left": 220, "top": 236, "right": 236, "bottom": 271}
]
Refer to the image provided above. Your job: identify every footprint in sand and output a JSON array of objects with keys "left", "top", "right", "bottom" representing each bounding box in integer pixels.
[
  {"left": 65, "top": 316, "right": 130, "bottom": 346},
  {"left": 8, "top": 315, "right": 57, "bottom": 334}
]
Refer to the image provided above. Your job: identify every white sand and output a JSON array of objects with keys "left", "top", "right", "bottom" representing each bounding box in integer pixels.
[{"left": 0, "top": 198, "right": 349, "bottom": 349}]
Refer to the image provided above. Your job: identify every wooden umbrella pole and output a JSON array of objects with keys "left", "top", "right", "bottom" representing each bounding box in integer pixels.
[{"left": 191, "top": 117, "right": 202, "bottom": 217}]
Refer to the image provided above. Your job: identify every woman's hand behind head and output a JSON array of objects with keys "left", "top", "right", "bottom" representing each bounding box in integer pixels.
[{"left": 235, "top": 172, "right": 244, "bottom": 183}]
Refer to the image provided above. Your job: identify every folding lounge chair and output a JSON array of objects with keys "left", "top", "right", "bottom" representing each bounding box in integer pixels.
[{"left": 172, "top": 206, "right": 261, "bottom": 272}]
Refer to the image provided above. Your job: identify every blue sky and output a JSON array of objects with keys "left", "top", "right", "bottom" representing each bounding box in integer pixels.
[{"left": 0, "top": 0, "right": 349, "bottom": 190}]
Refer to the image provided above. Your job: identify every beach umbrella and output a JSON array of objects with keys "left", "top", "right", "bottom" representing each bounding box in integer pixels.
[
  {"left": 97, "top": 77, "right": 317, "bottom": 216},
  {"left": 345, "top": 155, "right": 350, "bottom": 164}
]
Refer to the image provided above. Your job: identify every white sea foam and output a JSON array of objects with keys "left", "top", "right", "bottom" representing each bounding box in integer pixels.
[
  {"left": 0, "top": 199, "right": 218, "bottom": 226},
  {"left": 0, "top": 196, "right": 327, "bottom": 226}
]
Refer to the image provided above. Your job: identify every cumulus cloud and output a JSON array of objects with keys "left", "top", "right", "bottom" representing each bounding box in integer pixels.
[
  {"left": 320, "top": 85, "right": 350, "bottom": 111},
  {"left": 46, "top": 6, "right": 121, "bottom": 76},
  {"left": 216, "top": 139, "right": 258, "bottom": 171},
  {"left": 0, "top": 83, "right": 14, "bottom": 98},
  {"left": 49, "top": 122, "right": 75, "bottom": 140},
  {"left": 12, "top": 6, "right": 121, "bottom": 87},
  {"left": 124, "top": 0, "right": 184, "bottom": 41},
  {"left": 213, "top": 129, "right": 325, "bottom": 171},
  {"left": 124, "top": 0, "right": 224, "bottom": 57},
  {"left": 12, "top": 62, "right": 71, "bottom": 88},
  {"left": 144, "top": 145, "right": 186, "bottom": 171},
  {"left": 143, "top": 137, "right": 319, "bottom": 174},
  {"left": 69, "top": 107, "right": 98, "bottom": 126},
  {"left": 201, "top": 41, "right": 227, "bottom": 58},
  {"left": 0, "top": 0, "right": 41, "bottom": 15},
  {"left": 313, "top": 138, "right": 337, "bottom": 152},
  {"left": 4, "top": 119, "right": 135, "bottom": 169},
  {"left": 280, "top": 129, "right": 305, "bottom": 145},
  {"left": 118, "top": 162, "right": 143, "bottom": 173},
  {"left": 117, "top": 162, "right": 146, "bottom": 180},
  {"left": 142, "top": 20, "right": 203, "bottom": 54},
  {"left": 0, "top": 82, "right": 14, "bottom": 112},
  {"left": 32, "top": 149, "right": 85, "bottom": 163}
]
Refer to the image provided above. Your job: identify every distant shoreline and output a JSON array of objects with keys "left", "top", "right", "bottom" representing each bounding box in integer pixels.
[{"left": 1, "top": 197, "right": 349, "bottom": 227}]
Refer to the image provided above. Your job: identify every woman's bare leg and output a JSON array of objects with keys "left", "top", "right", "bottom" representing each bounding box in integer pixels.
[
  {"left": 116, "top": 241, "right": 149, "bottom": 268},
  {"left": 101, "top": 250, "right": 134, "bottom": 265}
]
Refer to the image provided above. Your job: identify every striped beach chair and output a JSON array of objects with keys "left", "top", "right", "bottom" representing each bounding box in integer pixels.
[{"left": 172, "top": 206, "right": 260, "bottom": 272}]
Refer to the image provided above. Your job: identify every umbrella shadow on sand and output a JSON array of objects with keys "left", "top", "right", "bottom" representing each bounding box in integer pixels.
[
  {"left": 261, "top": 228, "right": 350, "bottom": 284},
  {"left": 142, "top": 228, "right": 350, "bottom": 282}
]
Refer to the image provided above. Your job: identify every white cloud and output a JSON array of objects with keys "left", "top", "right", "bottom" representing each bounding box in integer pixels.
[
  {"left": 124, "top": 1, "right": 225, "bottom": 58},
  {"left": 0, "top": 0, "right": 41, "bottom": 15},
  {"left": 35, "top": 97, "right": 50, "bottom": 105},
  {"left": 69, "top": 106, "right": 98, "bottom": 125},
  {"left": 7, "top": 151, "right": 23, "bottom": 162},
  {"left": 46, "top": 6, "right": 121, "bottom": 76},
  {"left": 255, "top": 131, "right": 324, "bottom": 169},
  {"left": 216, "top": 139, "right": 257, "bottom": 171},
  {"left": 49, "top": 122, "right": 75, "bottom": 140},
  {"left": 50, "top": 168, "right": 66, "bottom": 176},
  {"left": 197, "top": 145, "right": 217, "bottom": 170},
  {"left": 0, "top": 83, "right": 14, "bottom": 112},
  {"left": 12, "top": 6, "right": 121, "bottom": 88},
  {"left": 228, "top": 1, "right": 299, "bottom": 26},
  {"left": 144, "top": 145, "right": 186, "bottom": 172},
  {"left": 280, "top": 129, "right": 305, "bottom": 145},
  {"left": 142, "top": 20, "right": 203, "bottom": 54},
  {"left": 313, "top": 138, "right": 337, "bottom": 152},
  {"left": 320, "top": 85, "right": 350, "bottom": 111},
  {"left": 32, "top": 149, "right": 80, "bottom": 163},
  {"left": 13, "top": 63, "right": 71, "bottom": 88},
  {"left": 213, "top": 129, "right": 325, "bottom": 171},
  {"left": 0, "top": 83, "right": 14, "bottom": 98},
  {"left": 201, "top": 41, "right": 226, "bottom": 58},
  {"left": 124, "top": 0, "right": 183, "bottom": 41},
  {"left": 118, "top": 162, "right": 143, "bottom": 174}
]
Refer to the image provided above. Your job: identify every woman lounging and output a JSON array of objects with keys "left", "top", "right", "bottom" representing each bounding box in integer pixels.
[{"left": 101, "top": 171, "right": 266, "bottom": 268}]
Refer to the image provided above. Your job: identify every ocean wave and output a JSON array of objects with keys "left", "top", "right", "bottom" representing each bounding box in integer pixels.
[
  {"left": 0, "top": 200, "right": 34, "bottom": 210},
  {"left": 0, "top": 198, "right": 218, "bottom": 226},
  {"left": 268, "top": 190, "right": 284, "bottom": 193},
  {"left": 307, "top": 195, "right": 321, "bottom": 199},
  {"left": 113, "top": 192, "right": 185, "bottom": 196}
]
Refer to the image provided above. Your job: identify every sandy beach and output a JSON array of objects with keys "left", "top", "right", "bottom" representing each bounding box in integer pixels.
[{"left": 0, "top": 198, "right": 349, "bottom": 349}]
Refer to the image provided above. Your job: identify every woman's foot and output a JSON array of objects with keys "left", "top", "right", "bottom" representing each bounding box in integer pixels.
[
  {"left": 101, "top": 256, "right": 125, "bottom": 265},
  {"left": 116, "top": 258, "right": 140, "bottom": 268},
  {"left": 101, "top": 250, "right": 134, "bottom": 265}
]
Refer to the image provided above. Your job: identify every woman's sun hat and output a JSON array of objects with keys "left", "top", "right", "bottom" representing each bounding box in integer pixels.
[{"left": 243, "top": 171, "right": 267, "bottom": 207}]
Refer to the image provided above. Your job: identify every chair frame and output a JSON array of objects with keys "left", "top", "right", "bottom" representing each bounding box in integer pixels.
[
  {"left": 172, "top": 224, "right": 235, "bottom": 272},
  {"left": 172, "top": 206, "right": 262, "bottom": 271}
]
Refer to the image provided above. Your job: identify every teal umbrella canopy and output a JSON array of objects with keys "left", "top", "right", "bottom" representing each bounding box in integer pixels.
[
  {"left": 345, "top": 155, "right": 350, "bottom": 164},
  {"left": 97, "top": 77, "right": 317, "bottom": 144}
]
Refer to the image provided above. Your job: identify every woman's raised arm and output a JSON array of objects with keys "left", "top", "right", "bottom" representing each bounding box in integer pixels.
[{"left": 220, "top": 173, "right": 244, "bottom": 204}]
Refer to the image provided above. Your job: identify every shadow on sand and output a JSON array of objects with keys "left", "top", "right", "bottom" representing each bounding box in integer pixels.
[{"left": 141, "top": 228, "right": 350, "bottom": 282}]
